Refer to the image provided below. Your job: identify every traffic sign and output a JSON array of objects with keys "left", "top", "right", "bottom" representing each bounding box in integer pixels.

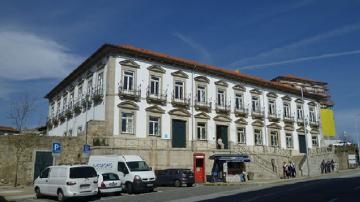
[
  {"left": 83, "top": 144, "right": 91, "bottom": 154},
  {"left": 52, "top": 143, "right": 61, "bottom": 154}
]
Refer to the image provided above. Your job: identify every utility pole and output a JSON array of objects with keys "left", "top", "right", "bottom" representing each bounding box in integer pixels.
[
  {"left": 356, "top": 114, "right": 360, "bottom": 166},
  {"left": 301, "top": 87, "right": 311, "bottom": 176}
]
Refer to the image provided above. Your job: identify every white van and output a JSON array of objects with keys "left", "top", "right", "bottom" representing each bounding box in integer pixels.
[
  {"left": 34, "top": 165, "right": 98, "bottom": 201},
  {"left": 88, "top": 155, "right": 156, "bottom": 194}
]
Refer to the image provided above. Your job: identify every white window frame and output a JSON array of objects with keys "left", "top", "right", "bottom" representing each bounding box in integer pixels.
[
  {"left": 254, "top": 129, "right": 263, "bottom": 145},
  {"left": 149, "top": 116, "right": 161, "bottom": 137},
  {"left": 121, "top": 112, "right": 135, "bottom": 134},
  {"left": 87, "top": 78, "right": 93, "bottom": 95},
  {"left": 286, "top": 133, "right": 293, "bottom": 148},
  {"left": 237, "top": 127, "right": 246, "bottom": 144},
  {"left": 270, "top": 131, "right": 279, "bottom": 147},
  {"left": 312, "top": 135, "right": 318, "bottom": 147},
  {"left": 174, "top": 80, "right": 184, "bottom": 99},
  {"left": 150, "top": 75, "right": 161, "bottom": 95},
  {"left": 297, "top": 105, "right": 304, "bottom": 120},
  {"left": 235, "top": 93, "right": 244, "bottom": 110},
  {"left": 123, "top": 70, "right": 134, "bottom": 91},
  {"left": 197, "top": 122, "right": 207, "bottom": 140},
  {"left": 97, "top": 72, "right": 104, "bottom": 92},
  {"left": 252, "top": 96, "right": 261, "bottom": 112},
  {"left": 268, "top": 99, "right": 276, "bottom": 115},
  {"left": 78, "top": 85, "right": 83, "bottom": 100},
  {"left": 196, "top": 85, "right": 207, "bottom": 103},
  {"left": 283, "top": 102, "right": 291, "bottom": 118},
  {"left": 309, "top": 106, "right": 316, "bottom": 123},
  {"left": 217, "top": 89, "right": 225, "bottom": 106}
]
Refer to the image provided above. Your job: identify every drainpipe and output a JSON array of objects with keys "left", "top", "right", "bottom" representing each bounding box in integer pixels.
[
  {"left": 301, "top": 87, "right": 311, "bottom": 176},
  {"left": 191, "top": 65, "right": 195, "bottom": 151}
]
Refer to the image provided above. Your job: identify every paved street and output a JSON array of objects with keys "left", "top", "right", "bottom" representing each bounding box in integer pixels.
[{"left": 7, "top": 171, "right": 360, "bottom": 202}]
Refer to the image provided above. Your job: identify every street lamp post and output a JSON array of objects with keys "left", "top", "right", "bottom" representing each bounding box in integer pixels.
[
  {"left": 301, "top": 87, "right": 311, "bottom": 176},
  {"left": 356, "top": 114, "right": 360, "bottom": 166}
]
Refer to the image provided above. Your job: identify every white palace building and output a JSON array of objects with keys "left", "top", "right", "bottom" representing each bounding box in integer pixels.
[{"left": 45, "top": 44, "right": 334, "bottom": 180}]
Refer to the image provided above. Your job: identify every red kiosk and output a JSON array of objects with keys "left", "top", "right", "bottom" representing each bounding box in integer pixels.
[{"left": 193, "top": 153, "right": 205, "bottom": 183}]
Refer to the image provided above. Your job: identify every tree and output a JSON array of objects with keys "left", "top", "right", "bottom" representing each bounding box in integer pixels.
[{"left": 7, "top": 94, "right": 36, "bottom": 187}]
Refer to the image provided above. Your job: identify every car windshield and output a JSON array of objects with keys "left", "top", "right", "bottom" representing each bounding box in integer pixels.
[
  {"left": 69, "top": 167, "right": 97, "bottom": 179},
  {"left": 126, "top": 161, "right": 151, "bottom": 172},
  {"left": 102, "top": 173, "right": 119, "bottom": 181}
]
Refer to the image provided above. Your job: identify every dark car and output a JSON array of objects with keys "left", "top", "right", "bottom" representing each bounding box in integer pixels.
[{"left": 155, "top": 169, "right": 195, "bottom": 187}]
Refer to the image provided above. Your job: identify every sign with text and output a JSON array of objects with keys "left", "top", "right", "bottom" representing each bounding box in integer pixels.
[
  {"left": 83, "top": 144, "right": 91, "bottom": 157},
  {"left": 52, "top": 143, "right": 61, "bottom": 154}
]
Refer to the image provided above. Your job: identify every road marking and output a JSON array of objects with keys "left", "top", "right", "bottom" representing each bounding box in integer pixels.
[
  {"left": 0, "top": 190, "right": 23, "bottom": 194},
  {"left": 328, "top": 198, "right": 338, "bottom": 202}
]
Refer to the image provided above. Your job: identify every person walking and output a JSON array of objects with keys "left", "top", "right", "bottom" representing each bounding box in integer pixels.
[
  {"left": 289, "top": 161, "right": 296, "bottom": 177},
  {"left": 331, "top": 159, "right": 335, "bottom": 172},
  {"left": 321, "top": 160, "right": 325, "bottom": 174},
  {"left": 283, "top": 162, "right": 288, "bottom": 179}
]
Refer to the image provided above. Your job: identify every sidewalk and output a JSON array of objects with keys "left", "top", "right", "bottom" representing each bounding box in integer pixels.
[{"left": 0, "top": 185, "right": 35, "bottom": 202}]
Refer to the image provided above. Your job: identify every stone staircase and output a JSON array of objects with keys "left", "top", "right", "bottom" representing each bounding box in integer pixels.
[{"left": 251, "top": 154, "right": 279, "bottom": 179}]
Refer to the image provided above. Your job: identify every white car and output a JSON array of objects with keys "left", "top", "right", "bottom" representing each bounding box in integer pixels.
[
  {"left": 97, "top": 172, "right": 122, "bottom": 195},
  {"left": 34, "top": 165, "right": 98, "bottom": 201}
]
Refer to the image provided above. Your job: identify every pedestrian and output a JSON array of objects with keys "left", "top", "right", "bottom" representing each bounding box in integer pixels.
[
  {"left": 321, "top": 160, "right": 325, "bottom": 174},
  {"left": 217, "top": 137, "right": 224, "bottom": 149},
  {"left": 331, "top": 159, "right": 335, "bottom": 172},
  {"left": 283, "top": 162, "right": 288, "bottom": 179},
  {"left": 289, "top": 161, "right": 296, "bottom": 177},
  {"left": 326, "top": 160, "right": 331, "bottom": 173}
]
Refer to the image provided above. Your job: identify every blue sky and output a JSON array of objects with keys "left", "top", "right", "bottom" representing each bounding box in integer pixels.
[{"left": 0, "top": 0, "right": 359, "bottom": 141}]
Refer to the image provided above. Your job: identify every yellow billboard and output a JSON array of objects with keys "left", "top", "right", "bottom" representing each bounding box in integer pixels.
[{"left": 320, "top": 109, "right": 336, "bottom": 137}]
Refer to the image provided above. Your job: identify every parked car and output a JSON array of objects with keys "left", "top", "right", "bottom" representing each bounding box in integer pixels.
[
  {"left": 88, "top": 155, "right": 156, "bottom": 194},
  {"left": 34, "top": 165, "right": 98, "bottom": 201},
  {"left": 97, "top": 172, "right": 122, "bottom": 195},
  {"left": 155, "top": 169, "right": 195, "bottom": 187}
]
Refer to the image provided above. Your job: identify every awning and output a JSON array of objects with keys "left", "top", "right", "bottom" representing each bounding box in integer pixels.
[{"left": 209, "top": 154, "right": 251, "bottom": 162}]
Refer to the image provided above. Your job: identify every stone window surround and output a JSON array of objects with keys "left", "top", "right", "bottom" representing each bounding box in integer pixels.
[
  {"left": 195, "top": 82, "right": 208, "bottom": 103},
  {"left": 173, "top": 77, "right": 187, "bottom": 100},
  {"left": 146, "top": 112, "right": 162, "bottom": 137},
  {"left": 234, "top": 91, "right": 244, "bottom": 109},
  {"left": 216, "top": 86, "right": 227, "bottom": 106},
  {"left": 269, "top": 130, "right": 280, "bottom": 147},
  {"left": 268, "top": 98, "right": 277, "bottom": 115},
  {"left": 254, "top": 127, "right": 263, "bottom": 146},
  {"left": 96, "top": 70, "right": 105, "bottom": 90},
  {"left": 195, "top": 119, "right": 208, "bottom": 141},
  {"left": 285, "top": 132, "right": 293, "bottom": 148},
  {"left": 283, "top": 101, "right": 292, "bottom": 117},
  {"left": 148, "top": 72, "right": 164, "bottom": 95},
  {"left": 121, "top": 67, "right": 137, "bottom": 92},
  {"left": 236, "top": 126, "right": 246, "bottom": 144},
  {"left": 119, "top": 108, "right": 136, "bottom": 136}
]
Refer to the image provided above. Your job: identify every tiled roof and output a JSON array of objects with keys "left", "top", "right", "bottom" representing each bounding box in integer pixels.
[
  {"left": 272, "top": 74, "right": 328, "bottom": 85},
  {"left": 0, "top": 125, "right": 18, "bottom": 132},
  {"left": 45, "top": 44, "right": 328, "bottom": 100}
]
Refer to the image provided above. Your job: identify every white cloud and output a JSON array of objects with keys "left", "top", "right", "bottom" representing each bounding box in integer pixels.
[
  {"left": 0, "top": 29, "right": 82, "bottom": 80},
  {"left": 231, "top": 23, "right": 360, "bottom": 67},
  {"left": 173, "top": 32, "right": 212, "bottom": 64}
]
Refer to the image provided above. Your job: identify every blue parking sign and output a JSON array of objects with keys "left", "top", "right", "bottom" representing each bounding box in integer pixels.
[
  {"left": 52, "top": 143, "right": 61, "bottom": 154},
  {"left": 83, "top": 144, "right": 91, "bottom": 154}
]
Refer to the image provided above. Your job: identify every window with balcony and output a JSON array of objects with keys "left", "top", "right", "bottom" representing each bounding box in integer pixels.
[
  {"left": 56, "top": 99, "right": 61, "bottom": 114},
  {"left": 121, "top": 112, "right": 134, "bottom": 134},
  {"left": 150, "top": 76, "right": 161, "bottom": 95},
  {"left": 283, "top": 102, "right": 291, "bottom": 118},
  {"left": 237, "top": 127, "right": 246, "bottom": 144},
  {"left": 149, "top": 116, "right": 160, "bottom": 137},
  {"left": 252, "top": 96, "right": 260, "bottom": 112},
  {"left": 268, "top": 99, "right": 276, "bottom": 115},
  {"left": 297, "top": 105, "right": 304, "bottom": 120},
  {"left": 50, "top": 104, "right": 55, "bottom": 118},
  {"left": 96, "top": 72, "right": 104, "bottom": 94},
  {"left": 312, "top": 135, "right": 318, "bottom": 146},
  {"left": 174, "top": 81, "right": 184, "bottom": 99},
  {"left": 69, "top": 91, "right": 74, "bottom": 109},
  {"left": 309, "top": 106, "right": 316, "bottom": 123},
  {"left": 235, "top": 94, "right": 244, "bottom": 110},
  {"left": 87, "top": 78, "right": 93, "bottom": 95},
  {"left": 217, "top": 89, "right": 225, "bottom": 106},
  {"left": 197, "top": 85, "right": 206, "bottom": 103},
  {"left": 78, "top": 85, "right": 83, "bottom": 100},
  {"left": 62, "top": 95, "right": 67, "bottom": 111},
  {"left": 270, "top": 131, "right": 279, "bottom": 147},
  {"left": 197, "top": 122, "right": 207, "bottom": 140},
  {"left": 254, "top": 129, "right": 262, "bottom": 145},
  {"left": 123, "top": 71, "right": 134, "bottom": 91},
  {"left": 286, "top": 133, "right": 293, "bottom": 148}
]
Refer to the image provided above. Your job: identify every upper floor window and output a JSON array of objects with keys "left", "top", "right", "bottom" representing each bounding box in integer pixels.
[
  {"left": 197, "top": 85, "right": 206, "bottom": 103},
  {"left": 268, "top": 99, "right": 276, "bottom": 115},
  {"left": 235, "top": 94, "right": 244, "bottom": 110},
  {"left": 297, "top": 105, "right": 304, "bottom": 120},
  {"left": 312, "top": 136, "right": 318, "bottom": 147},
  {"left": 56, "top": 99, "right": 61, "bottom": 114},
  {"left": 270, "top": 131, "right": 279, "bottom": 147},
  {"left": 78, "top": 85, "right": 83, "bottom": 100},
  {"left": 283, "top": 102, "right": 291, "bottom": 118},
  {"left": 69, "top": 91, "right": 74, "bottom": 108},
  {"left": 50, "top": 104, "right": 55, "bottom": 118},
  {"left": 174, "top": 81, "right": 184, "bottom": 99},
  {"left": 286, "top": 133, "right": 293, "bottom": 148},
  {"left": 97, "top": 72, "right": 104, "bottom": 90},
  {"left": 121, "top": 112, "right": 134, "bottom": 134},
  {"left": 217, "top": 89, "right": 225, "bottom": 106},
  {"left": 149, "top": 116, "right": 160, "bottom": 136},
  {"left": 123, "top": 71, "right": 134, "bottom": 91},
  {"left": 252, "top": 96, "right": 260, "bottom": 112},
  {"left": 237, "top": 127, "right": 246, "bottom": 144},
  {"left": 87, "top": 78, "right": 93, "bottom": 95},
  {"left": 150, "top": 76, "right": 161, "bottom": 95},
  {"left": 254, "top": 129, "right": 262, "bottom": 145},
  {"left": 62, "top": 95, "right": 68, "bottom": 111},
  {"left": 197, "top": 122, "right": 207, "bottom": 140},
  {"left": 309, "top": 106, "right": 316, "bottom": 122}
]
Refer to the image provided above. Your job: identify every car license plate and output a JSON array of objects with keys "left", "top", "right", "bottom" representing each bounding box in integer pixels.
[
  {"left": 80, "top": 184, "right": 90, "bottom": 188},
  {"left": 147, "top": 183, "right": 153, "bottom": 187},
  {"left": 109, "top": 182, "right": 116, "bottom": 187}
]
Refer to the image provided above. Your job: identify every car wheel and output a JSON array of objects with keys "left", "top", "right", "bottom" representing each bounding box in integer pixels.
[
  {"left": 187, "top": 183, "right": 193, "bottom": 187},
  {"left": 174, "top": 180, "right": 182, "bottom": 187},
  {"left": 57, "top": 190, "right": 65, "bottom": 202},
  {"left": 126, "top": 183, "right": 133, "bottom": 194},
  {"left": 35, "top": 187, "right": 42, "bottom": 198}
]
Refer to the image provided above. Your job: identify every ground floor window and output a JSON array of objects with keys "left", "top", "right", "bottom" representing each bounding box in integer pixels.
[
  {"left": 312, "top": 135, "right": 318, "bottom": 147},
  {"left": 254, "top": 129, "right": 262, "bottom": 145},
  {"left": 197, "top": 122, "right": 207, "bottom": 140},
  {"left": 286, "top": 133, "right": 293, "bottom": 148},
  {"left": 121, "top": 112, "right": 134, "bottom": 134},
  {"left": 270, "top": 131, "right": 279, "bottom": 147},
  {"left": 237, "top": 127, "right": 246, "bottom": 144},
  {"left": 149, "top": 116, "right": 161, "bottom": 136}
]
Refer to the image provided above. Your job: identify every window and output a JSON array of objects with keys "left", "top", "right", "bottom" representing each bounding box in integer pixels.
[
  {"left": 309, "top": 106, "right": 316, "bottom": 123},
  {"left": 312, "top": 136, "right": 318, "bottom": 146},
  {"left": 268, "top": 100, "right": 276, "bottom": 115},
  {"left": 149, "top": 116, "right": 160, "bottom": 136},
  {"left": 283, "top": 102, "right": 291, "bottom": 118},
  {"left": 150, "top": 76, "right": 161, "bottom": 95},
  {"left": 102, "top": 173, "right": 120, "bottom": 181},
  {"left": 197, "top": 122, "right": 207, "bottom": 140},
  {"left": 286, "top": 133, "right": 293, "bottom": 148},
  {"left": 78, "top": 85, "right": 83, "bottom": 100},
  {"left": 121, "top": 112, "right": 134, "bottom": 134},
  {"left": 87, "top": 78, "right": 93, "bottom": 95},
  {"left": 118, "top": 162, "right": 129, "bottom": 174},
  {"left": 77, "top": 126, "right": 82, "bottom": 134},
  {"left": 97, "top": 72, "right": 104, "bottom": 94},
  {"left": 197, "top": 85, "right": 206, "bottom": 103},
  {"left": 123, "top": 71, "right": 134, "bottom": 91},
  {"left": 252, "top": 96, "right": 260, "bottom": 112},
  {"left": 56, "top": 99, "right": 61, "bottom": 114},
  {"left": 270, "top": 131, "right": 279, "bottom": 147},
  {"left": 174, "top": 81, "right": 184, "bottom": 99},
  {"left": 237, "top": 127, "right": 246, "bottom": 144},
  {"left": 254, "top": 129, "right": 262, "bottom": 145},
  {"left": 68, "top": 129, "right": 73, "bottom": 136},
  {"left": 126, "top": 161, "right": 151, "bottom": 172},
  {"left": 69, "top": 167, "right": 97, "bottom": 179},
  {"left": 297, "top": 105, "right": 304, "bottom": 120},
  {"left": 235, "top": 94, "right": 243, "bottom": 110},
  {"left": 62, "top": 95, "right": 67, "bottom": 111},
  {"left": 51, "top": 104, "right": 55, "bottom": 118},
  {"left": 217, "top": 89, "right": 225, "bottom": 106},
  {"left": 40, "top": 168, "right": 50, "bottom": 178},
  {"left": 69, "top": 91, "right": 74, "bottom": 109}
]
